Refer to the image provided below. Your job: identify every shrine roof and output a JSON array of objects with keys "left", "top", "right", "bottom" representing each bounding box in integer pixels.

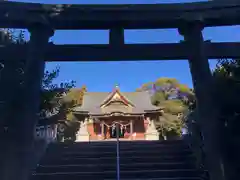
[{"left": 73, "top": 91, "right": 162, "bottom": 115}]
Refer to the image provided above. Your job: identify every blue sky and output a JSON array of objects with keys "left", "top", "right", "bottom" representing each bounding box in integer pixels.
[{"left": 12, "top": 0, "right": 240, "bottom": 91}]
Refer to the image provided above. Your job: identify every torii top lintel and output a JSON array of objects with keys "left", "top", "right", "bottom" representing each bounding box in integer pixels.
[{"left": 0, "top": 1, "right": 240, "bottom": 30}]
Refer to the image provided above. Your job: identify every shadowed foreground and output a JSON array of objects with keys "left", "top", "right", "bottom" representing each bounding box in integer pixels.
[{"left": 31, "top": 140, "right": 208, "bottom": 180}]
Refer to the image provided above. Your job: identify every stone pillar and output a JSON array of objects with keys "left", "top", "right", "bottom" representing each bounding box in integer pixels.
[
  {"left": 130, "top": 120, "right": 133, "bottom": 140},
  {"left": 101, "top": 122, "right": 105, "bottom": 140},
  {"left": 76, "top": 120, "right": 90, "bottom": 142},
  {"left": 144, "top": 117, "right": 159, "bottom": 140},
  {"left": 178, "top": 22, "right": 224, "bottom": 180},
  {"left": 0, "top": 25, "right": 53, "bottom": 180}
]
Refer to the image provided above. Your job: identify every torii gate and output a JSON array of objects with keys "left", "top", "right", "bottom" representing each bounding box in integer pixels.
[{"left": 0, "top": 1, "right": 240, "bottom": 180}]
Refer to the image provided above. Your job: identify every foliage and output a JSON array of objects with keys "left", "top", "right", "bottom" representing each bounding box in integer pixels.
[
  {"left": 57, "top": 121, "right": 80, "bottom": 142},
  {"left": 184, "top": 59, "right": 240, "bottom": 173},
  {"left": 212, "top": 59, "right": 240, "bottom": 144},
  {"left": 160, "top": 99, "right": 185, "bottom": 114},
  {"left": 155, "top": 113, "right": 183, "bottom": 139},
  {"left": 40, "top": 67, "right": 76, "bottom": 114},
  {"left": 4, "top": 29, "right": 83, "bottom": 142},
  {"left": 5, "top": 29, "right": 76, "bottom": 116},
  {"left": 62, "top": 85, "right": 87, "bottom": 106},
  {"left": 213, "top": 59, "right": 240, "bottom": 117},
  {"left": 137, "top": 77, "right": 194, "bottom": 138},
  {"left": 56, "top": 86, "right": 87, "bottom": 142},
  {"left": 61, "top": 85, "right": 87, "bottom": 120}
]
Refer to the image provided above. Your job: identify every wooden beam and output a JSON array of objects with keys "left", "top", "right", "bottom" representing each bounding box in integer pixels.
[
  {"left": 0, "top": 1, "right": 240, "bottom": 29},
  {"left": 1, "top": 42, "right": 240, "bottom": 61}
]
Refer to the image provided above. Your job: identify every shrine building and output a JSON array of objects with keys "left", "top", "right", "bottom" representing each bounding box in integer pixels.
[{"left": 72, "top": 86, "right": 163, "bottom": 141}]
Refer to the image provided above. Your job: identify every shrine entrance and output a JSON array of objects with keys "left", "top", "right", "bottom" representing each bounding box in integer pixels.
[{"left": 101, "top": 121, "right": 132, "bottom": 140}]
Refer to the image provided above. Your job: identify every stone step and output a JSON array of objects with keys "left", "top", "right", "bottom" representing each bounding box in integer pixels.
[
  {"left": 43, "top": 149, "right": 192, "bottom": 159},
  {"left": 34, "top": 140, "right": 208, "bottom": 180},
  {"left": 32, "top": 177, "right": 202, "bottom": 180},
  {"left": 40, "top": 155, "right": 195, "bottom": 165},
  {"left": 36, "top": 162, "right": 196, "bottom": 173},
  {"left": 46, "top": 145, "right": 189, "bottom": 153},
  {"left": 103, "top": 178, "right": 202, "bottom": 180},
  {"left": 32, "top": 175, "right": 203, "bottom": 180},
  {"left": 50, "top": 140, "right": 185, "bottom": 147},
  {"left": 95, "top": 178, "right": 202, "bottom": 180},
  {"left": 32, "top": 169, "right": 203, "bottom": 180},
  {"left": 46, "top": 146, "right": 189, "bottom": 154},
  {"left": 101, "top": 178, "right": 202, "bottom": 180},
  {"left": 47, "top": 141, "right": 188, "bottom": 147},
  {"left": 48, "top": 141, "right": 188, "bottom": 151}
]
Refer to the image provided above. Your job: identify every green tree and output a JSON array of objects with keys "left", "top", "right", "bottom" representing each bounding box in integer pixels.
[
  {"left": 62, "top": 85, "right": 87, "bottom": 120},
  {"left": 138, "top": 77, "right": 194, "bottom": 139},
  {"left": 40, "top": 66, "right": 76, "bottom": 115},
  {"left": 57, "top": 85, "right": 87, "bottom": 141},
  {"left": 5, "top": 29, "right": 80, "bottom": 142},
  {"left": 185, "top": 59, "right": 240, "bottom": 179},
  {"left": 5, "top": 29, "right": 76, "bottom": 117},
  {"left": 213, "top": 59, "right": 240, "bottom": 118},
  {"left": 212, "top": 58, "right": 240, "bottom": 145}
]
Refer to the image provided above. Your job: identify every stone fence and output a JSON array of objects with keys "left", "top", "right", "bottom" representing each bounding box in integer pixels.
[{"left": 35, "top": 124, "right": 58, "bottom": 143}]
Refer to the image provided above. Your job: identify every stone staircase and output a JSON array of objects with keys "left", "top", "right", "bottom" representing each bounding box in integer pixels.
[{"left": 31, "top": 140, "right": 208, "bottom": 180}]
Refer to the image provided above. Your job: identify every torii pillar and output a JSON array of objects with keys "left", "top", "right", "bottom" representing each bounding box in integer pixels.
[
  {"left": 0, "top": 24, "right": 53, "bottom": 180},
  {"left": 178, "top": 22, "right": 224, "bottom": 180}
]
